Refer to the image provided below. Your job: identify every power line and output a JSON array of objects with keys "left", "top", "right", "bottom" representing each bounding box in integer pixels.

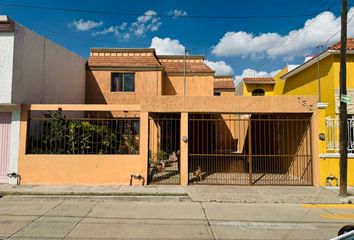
[
  {"left": 219, "top": 0, "right": 338, "bottom": 42},
  {"left": 324, "top": 13, "right": 354, "bottom": 46},
  {"left": 178, "top": 1, "right": 334, "bottom": 52},
  {"left": 0, "top": 2, "right": 326, "bottom": 20}
]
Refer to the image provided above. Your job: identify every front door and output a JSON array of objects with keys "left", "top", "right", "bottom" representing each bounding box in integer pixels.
[{"left": 0, "top": 113, "right": 11, "bottom": 183}]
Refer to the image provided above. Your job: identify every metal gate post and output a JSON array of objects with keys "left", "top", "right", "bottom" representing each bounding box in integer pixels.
[
  {"left": 180, "top": 112, "right": 189, "bottom": 185},
  {"left": 248, "top": 118, "right": 253, "bottom": 185}
]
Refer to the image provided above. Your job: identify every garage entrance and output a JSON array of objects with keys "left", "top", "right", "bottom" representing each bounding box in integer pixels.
[{"left": 188, "top": 113, "right": 313, "bottom": 185}]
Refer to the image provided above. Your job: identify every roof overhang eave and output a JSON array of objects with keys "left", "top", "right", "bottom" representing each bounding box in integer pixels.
[
  {"left": 280, "top": 51, "right": 331, "bottom": 80},
  {"left": 244, "top": 82, "right": 275, "bottom": 85},
  {"left": 280, "top": 49, "right": 354, "bottom": 80}
]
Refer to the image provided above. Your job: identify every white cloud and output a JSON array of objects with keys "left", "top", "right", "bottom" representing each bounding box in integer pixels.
[
  {"left": 93, "top": 10, "right": 161, "bottom": 39},
  {"left": 150, "top": 37, "right": 234, "bottom": 75},
  {"left": 69, "top": 19, "right": 103, "bottom": 31},
  {"left": 212, "top": 7, "right": 354, "bottom": 59},
  {"left": 92, "top": 22, "right": 127, "bottom": 37},
  {"left": 130, "top": 10, "right": 161, "bottom": 37},
  {"left": 205, "top": 60, "right": 234, "bottom": 75},
  {"left": 234, "top": 68, "right": 280, "bottom": 86},
  {"left": 168, "top": 9, "right": 188, "bottom": 19},
  {"left": 150, "top": 37, "right": 185, "bottom": 55},
  {"left": 93, "top": 26, "right": 117, "bottom": 36}
]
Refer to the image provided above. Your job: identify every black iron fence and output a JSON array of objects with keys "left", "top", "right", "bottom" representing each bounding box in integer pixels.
[
  {"left": 148, "top": 114, "right": 181, "bottom": 185},
  {"left": 188, "top": 114, "right": 312, "bottom": 185},
  {"left": 26, "top": 110, "right": 140, "bottom": 154}
]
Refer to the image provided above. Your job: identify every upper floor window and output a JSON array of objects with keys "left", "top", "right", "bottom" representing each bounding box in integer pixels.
[
  {"left": 252, "top": 89, "right": 265, "bottom": 96},
  {"left": 111, "top": 73, "right": 135, "bottom": 92}
]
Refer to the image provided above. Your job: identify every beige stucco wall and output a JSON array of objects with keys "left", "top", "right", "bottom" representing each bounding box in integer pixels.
[{"left": 11, "top": 24, "right": 86, "bottom": 104}]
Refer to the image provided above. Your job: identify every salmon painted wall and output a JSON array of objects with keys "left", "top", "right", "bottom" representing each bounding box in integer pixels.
[
  {"left": 163, "top": 75, "right": 214, "bottom": 96},
  {"left": 86, "top": 70, "right": 214, "bottom": 104},
  {"left": 18, "top": 109, "right": 149, "bottom": 185},
  {"left": 86, "top": 70, "right": 163, "bottom": 104},
  {"left": 219, "top": 90, "right": 235, "bottom": 96}
]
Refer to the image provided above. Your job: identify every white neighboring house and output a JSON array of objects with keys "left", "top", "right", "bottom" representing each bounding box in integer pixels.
[{"left": 0, "top": 16, "right": 86, "bottom": 184}]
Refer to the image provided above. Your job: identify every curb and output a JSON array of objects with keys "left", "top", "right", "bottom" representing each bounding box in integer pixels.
[{"left": 0, "top": 191, "right": 189, "bottom": 197}]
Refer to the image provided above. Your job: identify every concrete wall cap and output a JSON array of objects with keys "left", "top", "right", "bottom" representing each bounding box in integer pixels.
[{"left": 317, "top": 102, "right": 329, "bottom": 109}]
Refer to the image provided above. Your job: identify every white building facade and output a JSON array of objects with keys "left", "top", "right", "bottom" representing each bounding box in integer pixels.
[{"left": 0, "top": 16, "right": 86, "bottom": 184}]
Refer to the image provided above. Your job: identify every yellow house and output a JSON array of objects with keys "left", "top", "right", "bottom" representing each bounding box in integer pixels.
[
  {"left": 277, "top": 39, "right": 354, "bottom": 186},
  {"left": 235, "top": 39, "right": 354, "bottom": 186},
  {"left": 238, "top": 77, "right": 275, "bottom": 96}
]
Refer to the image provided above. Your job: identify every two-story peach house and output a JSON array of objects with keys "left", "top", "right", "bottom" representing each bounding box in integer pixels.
[
  {"left": 18, "top": 47, "right": 319, "bottom": 187},
  {"left": 86, "top": 48, "right": 215, "bottom": 105}
]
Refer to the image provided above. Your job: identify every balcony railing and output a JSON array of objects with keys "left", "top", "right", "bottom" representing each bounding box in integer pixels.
[{"left": 325, "top": 117, "right": 354, "bottom": 153}]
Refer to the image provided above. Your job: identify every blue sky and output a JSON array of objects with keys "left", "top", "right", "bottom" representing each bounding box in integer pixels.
[{"left": 0, "top": 0, "right": 353, "bottom": 82}]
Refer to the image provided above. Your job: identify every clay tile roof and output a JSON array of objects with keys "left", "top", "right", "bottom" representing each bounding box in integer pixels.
[
  {"left": 214, "top": 75, "right": 234, "bottom": 81},
  {"left": 88, "top": 48, "right": 162, "bottom": 68},
  {"left": 88, "top": 56, "right": 161, "bottom": 68},
  {"left": 243, "top": 77, "right": 274, "bottom": 84},
  {"left": 329, "top": 38, "right": 354, "bottom": 50},
  {"left": 160, "top": 62, "right": 214, "bottom": 73},
  {"left": 157, "top": 56, "right": 214, "bottom": 74},
  {"left": 158, "top": 55, "right": 205, "bottom": 60},
  {"left": 214, "top": 80, "right": 235, "bottom": 89}
]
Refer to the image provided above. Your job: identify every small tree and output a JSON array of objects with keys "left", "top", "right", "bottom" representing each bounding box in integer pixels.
[
  {"left": 42, "top": 110, "right": 66, "bottom": 153},
  {"left": 118, "top": 127, "right": 139, "bottom": 154}
]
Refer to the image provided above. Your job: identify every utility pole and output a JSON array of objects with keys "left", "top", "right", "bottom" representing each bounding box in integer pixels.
[
  {"left": 184, "top": 48, "right": 187, "bottom": 96},
  {"left": 339, "top": 0, "right": 348, "bottom": 197}
]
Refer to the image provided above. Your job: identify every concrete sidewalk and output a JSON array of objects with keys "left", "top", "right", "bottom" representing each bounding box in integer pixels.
[
  {"left": 2, "top": 196, "right": 353, "bottom": 239},
  {"left": 187, "top": 185, "right": 354, "bottom": 203},
  {"left": 0, "top": 184, "right": 353, "bottom": 203}
]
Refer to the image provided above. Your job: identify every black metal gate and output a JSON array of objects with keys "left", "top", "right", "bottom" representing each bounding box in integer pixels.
[
  {"left": 148, "top": 113, "right": 181, "bottom": 184},
  {"left": 188, "top": 114, "right": 313, "bottom": 185}
]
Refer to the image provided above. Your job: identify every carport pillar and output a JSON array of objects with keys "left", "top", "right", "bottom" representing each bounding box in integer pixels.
[
  {"left": 140, "top": 112, "right": 149, "bottom": 183},
  {"left": 180, "top": 112, "right": 189, "bottom": 185}
]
